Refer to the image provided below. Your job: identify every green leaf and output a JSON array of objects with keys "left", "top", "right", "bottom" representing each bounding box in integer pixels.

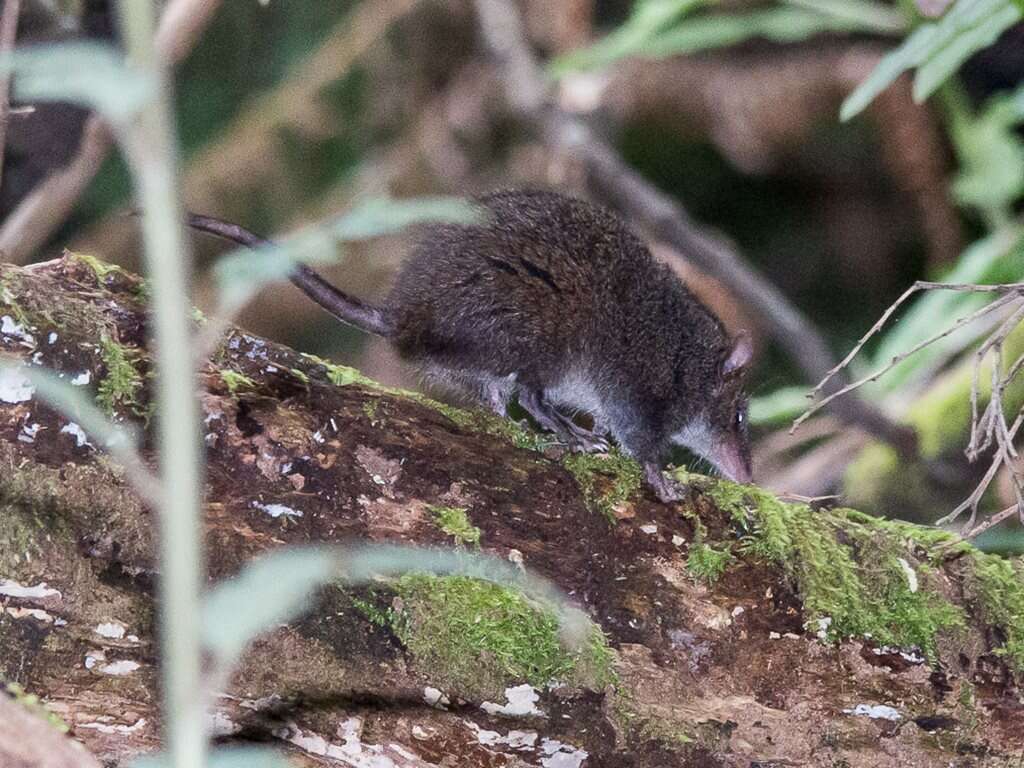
[
  {"left": 784, "top": 0, "right": 906, "bottom": 34},
  {"left": 212, "top": 228, "right": 337, "bottom": 315},
  {"left": 912, "top": 2, "right": 1021, "bottom": 101},
  {"left": 201, "top": 548, "right": 338, "bottom": 665},
  {"left": 549, "top": 0, "right": 705, "bottom": 75},
  {"left": 213, "top": 195, "right": 480, "bottom": 314},
  {"left": 749, "top": 386, "right": 812, "bottom": 426},
  {"left": 643, "top": 8, "right": 874, "bottom": 59},
  {"left": 951, "top": 94, "right": 1024, "bottom": 214},
  {"left": 132, "top": 746, "right": 290, "bottom": 768},
  {"left": 331, "top": 195, "right": 482, "bottom": 241},
  {"left": 0, "top": 42, "right": 154, "bottom": 123},
  {"left": 840, "top": 24, "right": 937, "bottom": 121},
  {"left": 841, "top": 0, "right": 1022, "bottom": 121}
]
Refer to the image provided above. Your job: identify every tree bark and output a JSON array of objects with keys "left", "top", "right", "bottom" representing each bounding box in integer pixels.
[{"left": 0, "top": 254, "right": 1021, "bottom": 767}]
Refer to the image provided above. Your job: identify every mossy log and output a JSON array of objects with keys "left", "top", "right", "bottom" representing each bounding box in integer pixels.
[{"left": 1, "top": 254, "right": 1022, "bottom": 767}]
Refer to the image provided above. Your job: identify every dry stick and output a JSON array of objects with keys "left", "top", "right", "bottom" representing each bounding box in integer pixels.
[
  {"left": 0, "top": 0, "right": 222, "bottom": 264},
  {"left": 937, "top": 408, "right": 1024, "bottom": 529},
  {"left": 964, "top": 502, "right": 1022, "bottom": 540},
  {"left": 808, "top": 280, "right": 1024, "bottom": 400},
  {"left": 966, "top": 301, "right": 1024, "bottom": 467},
  {"left": 791, "top": 291, "right": 1023, "bottom": 431},
  {"left": 472, "top": 0, "right": 913, "bottom": 453},
  {"left": 0, "top": 0, "right": 20, "bottom": 195}
]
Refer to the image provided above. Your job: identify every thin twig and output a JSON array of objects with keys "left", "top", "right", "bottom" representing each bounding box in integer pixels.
[
  {"left": 0, "top": 0, "right": 222, "bottom": 264},
  {"left": 937, "top": 409, "right": 1024, "bottom": 529},
  {"left": 808, "top": 281, "right": 1024, "bottom": 400},
  {"left": 791, "top": 291, "right": 1022, "bottom": 431},
  {"left": 963, "top": 502, "right": 1021, "bottom": 540},
  {"left": 472, "top": 0, "right": 914, "bottom": 453},
  {"left": 0, "top": 0, "right": 21, "bottom": 195}
]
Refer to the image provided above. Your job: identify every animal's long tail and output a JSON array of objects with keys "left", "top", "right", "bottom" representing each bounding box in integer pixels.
[{"left": 186, "top": 213, "right": 392, "bottom": 337}]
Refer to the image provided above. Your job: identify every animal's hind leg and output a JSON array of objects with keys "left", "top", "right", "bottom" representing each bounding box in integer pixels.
[
  {"left": 518, "top": 389, "right": 609, "bottom": 453},
  {"left": 421, "top": 364, "right": 516, "bottom": 417},
  {"left": 481, "top": 373, "right": 517, "bottom": 417}
]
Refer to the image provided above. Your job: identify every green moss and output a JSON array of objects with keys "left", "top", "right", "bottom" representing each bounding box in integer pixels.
[
  {"left": 96, "top": 334, "right": 145, "bottom": 418},
  {"left": 349, "top": 594, "right": 391, "bottom": 629},
  {"left": 299, "top": 352, "right": 550, "bottom": 451},
  {"left": 687, "top": 538, "right": 733, "bottom": 584},
  {"left": 390, "top": 574, "right": 613, "bottom": 699},
  {"left": 301, "top": 353, "right": 381, "bottom": 389},
  {"left": 563, "top": 449, "right": 642, "bottom": 522},
  {"left": 361, "top": 399, "right": 382, "bottom": 425},
  {"left": 4, "top": 683, "right": 69, "bottom": 733},
  {"left": 0, "top": 503, "right": 58, "bottom": 574},
  {"left": 69, "top": 252, "right": 128, "bottom": 281},
  {"left": 611, "top": 688, "right": 694, "bottom": 751},
  {"left": 0, "top": 277, "right": 31, "bottom": 329},
  {"left": 289, "top": 367, "right": 310, "bottom": 385},
  {"left": 963, "top": 551, "right": 1024, "bottom": 671},
  {"left": 428, "top": 505, "right": 481, "bottom": 547},
  {"left": 704, "top": 480, "right": 966, "bottom": 659},
  {"left": 219, "top": 369, "right": 257, "bottom": 395}
]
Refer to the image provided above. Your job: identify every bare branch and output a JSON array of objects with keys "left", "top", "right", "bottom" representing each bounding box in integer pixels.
[
  {"left": 937, "top": 409, "right": 1024, "bottom": 529},
  {"left": 0, "top": 0, "right": 223, "bottom": 264},
  {"left": 0, "top": 0, "right": 21, "bottom": 195},
  {"left": 806, "top": 280, "right": 1024, "bottom": 401},
  {"left": 791, "top": 292, "right": 1022, "bottom": 432},
  {"left": 963, "top": 502, "right": 1022, "bottom": 540}
]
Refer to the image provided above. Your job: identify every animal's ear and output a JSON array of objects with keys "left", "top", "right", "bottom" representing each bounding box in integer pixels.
[{"left": 722, "top": 331, "right": 753, "bottom": 377}]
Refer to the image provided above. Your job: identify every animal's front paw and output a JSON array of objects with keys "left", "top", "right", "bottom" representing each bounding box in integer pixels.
[
  {"left": 645, "top": 463, "right": 688, "bottom": 503},
  {"left": 569, "top": 430, "right": 610, "bottom": 454}
]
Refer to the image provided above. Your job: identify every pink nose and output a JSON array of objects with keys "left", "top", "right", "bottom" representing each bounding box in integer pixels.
[{"left": 713, "top": 443, "right": 752, "bottom": 484}]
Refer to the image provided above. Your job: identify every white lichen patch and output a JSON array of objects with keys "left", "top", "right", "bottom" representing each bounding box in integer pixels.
[
  {"left": 77, "top": 717, "right": 147, "bottom": 735},
  {"left": 481, "top": 684, "right": 544, "bottom": 717},
  {"left": 0, "top": 366, "right": 34, "bottom": 403},
  {"left": 465, "top": 720, "right": 538, "bottom": 751},
  {"left": 897, "top": 558, "right": 919, "bottom": 593},
  {"left": 70, "top": 371, "right": 92, "bottom": 386},
  {"left": 1, "top": 315, "right": 35, "bottom": 347},
  {"left": 540, "top": 738, "right": 589, "bottom": 768},
  {"left": 423, "top": 686, "right": 449, "bottom": 708},
  {"left": 94, "top": 621, "right": 127, "bottom": 639},
  {"left": 843, "top": 703, "right": 902, "bottom": 721},
  {"left": 18, "top": 422, "right": 41, "bottom": 443},
  {"left": 872, "top": 645, "right": 925, "bottom": 664},
  {"left": 208, "top": 710, "right": 241, "bottom": 737},
  {"left": 84, "top": 650, "right": 106, "bottom": 669},
  {"left": 355, "top": 444, "right": 404, "bottom": 496},
  {"left": 0, "top": 579, "right": 61, "bottom": 601},
  {"left": 252, "top": 501, "right": 303, "bottom": 520},
  {"left": 98, "top": 659, "right": 141, "bottom": 676},
  {"left": 276, "top": 719, "right": 426, "bottom": 768},
  {"left": 47, "top": 332, "right": 57, "bottom": 345},
  {"left": 5, "top": 606, "right": 56, "bottom": 622},
  {"left": 61, "top": 422, "right": 93, "bottom": 448}
]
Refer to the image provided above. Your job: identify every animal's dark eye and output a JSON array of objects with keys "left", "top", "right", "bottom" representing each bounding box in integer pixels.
[{"left": 735, "top": 410, "right": 745, "bottom": 427}]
